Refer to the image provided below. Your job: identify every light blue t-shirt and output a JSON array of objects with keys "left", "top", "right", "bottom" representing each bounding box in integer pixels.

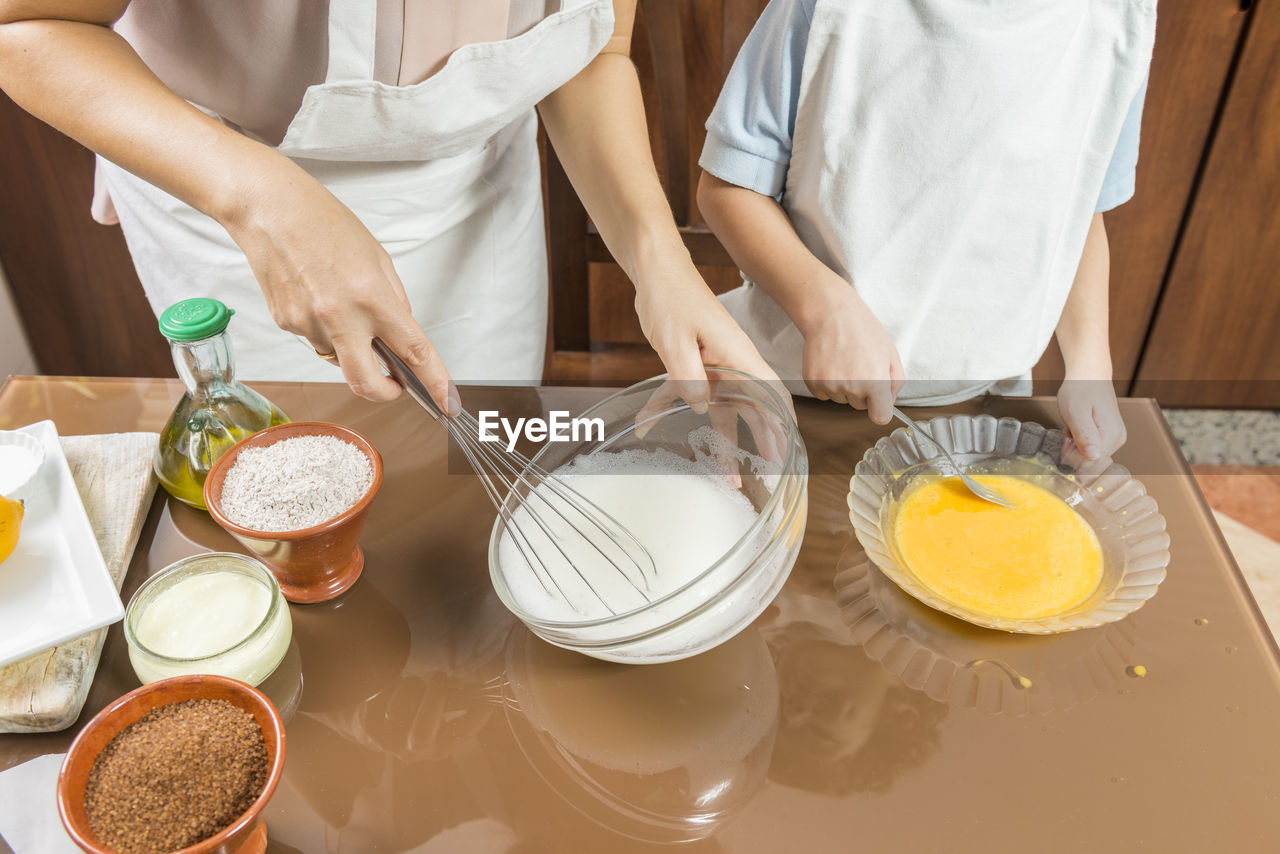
[{"left": 701, "top": 0, "right": 1149, "bottom": 212}]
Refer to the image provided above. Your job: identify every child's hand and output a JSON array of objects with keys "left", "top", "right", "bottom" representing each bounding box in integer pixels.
[
  {"left": 1057, "top": 379, "right": 1127, "bottom": 463},
  {"left": 798, "top": 282, "right": 905, "bottom": 424}
]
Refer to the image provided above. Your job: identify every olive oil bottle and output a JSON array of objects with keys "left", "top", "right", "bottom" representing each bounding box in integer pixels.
[{"left": 154, "top": 299, "right": 289, "bottom": 509}]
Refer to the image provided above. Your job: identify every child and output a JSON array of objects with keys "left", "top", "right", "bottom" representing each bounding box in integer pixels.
[{"left": 697, "top": 0, "right": 1154, "bottom": 461}]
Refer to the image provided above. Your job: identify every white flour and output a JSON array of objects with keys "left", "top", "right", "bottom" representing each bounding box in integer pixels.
[
  {"left": 220, "top": 435, "right": 373, "bottom": 532},
  {"left": 496, "top": 448, "right": 761, "bottom": 624}
]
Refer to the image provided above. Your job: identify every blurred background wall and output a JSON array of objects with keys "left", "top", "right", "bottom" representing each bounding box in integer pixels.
[{"left": 0, "top": 263, "right": 36, "bottom": 378}]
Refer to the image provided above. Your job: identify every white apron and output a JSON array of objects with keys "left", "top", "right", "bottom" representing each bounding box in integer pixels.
[
  {"left": 101, "top": 0, "right": 614, "bottom": 383},
  {"left": 720, "top": 0, "right": 1155, "bottom": 405}
]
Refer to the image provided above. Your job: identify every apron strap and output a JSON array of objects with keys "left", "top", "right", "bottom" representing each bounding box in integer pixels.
[{"left": 324, "top": 0, "right": 378, "bottom": 83}]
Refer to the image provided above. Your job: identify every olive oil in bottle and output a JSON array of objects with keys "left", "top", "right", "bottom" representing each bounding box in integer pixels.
[{"left": 154, "top": 299, "right": 289, "bottom": 509}]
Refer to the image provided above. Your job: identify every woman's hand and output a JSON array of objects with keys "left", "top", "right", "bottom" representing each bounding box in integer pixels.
[
  {"left": 634, "top": 265, "right": 784, "bottom": 412},
  {"left": 797, "top": 281, "right": 904, "bottom": 424},
  {"left": 223, "top": 160, "right": 457, "bottom": 411},
  {"left": 536, "top": 17, "right": 783, "bottom": 413},
  {"left": 0, "top": 10, "right": 456, "bottom": 410}
]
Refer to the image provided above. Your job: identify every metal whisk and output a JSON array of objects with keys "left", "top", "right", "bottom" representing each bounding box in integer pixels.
[{"left": 372, "top": 339, "right": 657, "bottom": 615}]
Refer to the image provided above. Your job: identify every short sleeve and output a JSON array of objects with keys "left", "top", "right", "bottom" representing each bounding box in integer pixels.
[
  {"left": 698, "top": 0, "right": 814, "bottom": 198},
  {"left": 1096, "top": 74, "right": 1149, "bottom": 212}
]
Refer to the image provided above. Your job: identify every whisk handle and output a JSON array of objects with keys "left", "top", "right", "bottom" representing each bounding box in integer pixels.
[{"left": 371, "top": 337, "right": 446, "bottom": 422}]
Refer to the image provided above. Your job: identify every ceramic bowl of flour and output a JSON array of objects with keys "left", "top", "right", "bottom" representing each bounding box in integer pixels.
[
  {"left": 488, "top": 369, "right": 808, "bottom": 664},
  {"left": 205, "top": 422, "right": 383, "bottom": 604}
]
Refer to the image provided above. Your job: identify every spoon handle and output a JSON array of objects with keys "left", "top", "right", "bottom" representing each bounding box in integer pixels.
[{"left": 890, "top": 407, "right": 959, "bottom": 468}]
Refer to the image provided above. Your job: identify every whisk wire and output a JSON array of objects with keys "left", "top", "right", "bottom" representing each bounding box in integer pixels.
[
  {"left": 371, "top": 339, "right": 656, "bottom": 618},
  {"left": 453, "top": 410, "right": 654, "bottom": 608},
  {"left": 446, "top": 422, "right": 575, "bottom": 603},
  {"left": 455, "top": 410, "right": 655, "bottom": 587}
]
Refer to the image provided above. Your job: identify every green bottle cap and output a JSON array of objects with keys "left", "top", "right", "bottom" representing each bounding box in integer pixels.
[{"left": 158, "top": 298, "right": 235, "bottom": 342}]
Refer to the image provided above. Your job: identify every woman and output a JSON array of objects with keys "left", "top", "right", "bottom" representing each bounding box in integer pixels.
[{"left": 0, "top": 0, "right": 775, "bottom": 412}]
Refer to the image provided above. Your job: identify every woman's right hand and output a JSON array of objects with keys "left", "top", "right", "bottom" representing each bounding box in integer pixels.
[
  {"left": 797, "top": 279, "right": 904, "bottom": 424},
  {"left": 0, "top": 6, "right": 451, "bottom": 409},
  {"left": 221, "top": 159, "right": 458, "bottom": 411}
]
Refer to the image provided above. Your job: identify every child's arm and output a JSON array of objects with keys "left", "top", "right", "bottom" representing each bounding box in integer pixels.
[
  {"left": 1055, "top": 213, "right": 1126, "bottom": 461},
  {"left": 698, "top": 172, "right": 904, "bottom": 424}
]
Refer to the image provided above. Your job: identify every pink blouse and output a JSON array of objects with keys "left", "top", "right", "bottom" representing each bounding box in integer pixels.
[{"left": 93, "top": 1, "right": 558, "bottom": 223}]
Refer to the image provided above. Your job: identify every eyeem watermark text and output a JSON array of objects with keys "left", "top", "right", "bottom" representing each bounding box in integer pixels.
[{"left": 477, "top": 411, "right": 605, "bottom": 452}]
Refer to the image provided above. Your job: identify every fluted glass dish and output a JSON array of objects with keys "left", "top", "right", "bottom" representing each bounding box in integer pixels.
[{"left": 847, "top": 414, "right": 1170, "bottom": 634}]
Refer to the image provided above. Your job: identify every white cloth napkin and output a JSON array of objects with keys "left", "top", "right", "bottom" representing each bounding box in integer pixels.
[{"left": 0, "top": 754, "right": 81, "bottom": 853}]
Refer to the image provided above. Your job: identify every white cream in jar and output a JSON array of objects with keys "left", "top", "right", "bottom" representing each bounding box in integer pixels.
[{"left": 126, "top": 553, "right": 291, "bottom": 686}]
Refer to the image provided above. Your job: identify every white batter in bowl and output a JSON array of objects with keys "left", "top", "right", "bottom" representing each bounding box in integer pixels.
[{"left": 489, "top": 369, "right": 808, "bottom": 664}]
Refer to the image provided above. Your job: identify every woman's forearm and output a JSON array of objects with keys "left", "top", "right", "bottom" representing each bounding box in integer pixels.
[
  {"left": 536, "top": 45, "right": 694, "bottom": 290},
  {"left": 0, "top": 5, "right": 300, "bottom": 231},
  {"left": 537, "top": 16, "right": 781, "bottom": 390},
  {"left": 1055, "top": 213, "right": 1113, "bottom": 380},
  {"left": 0, "top": 3, "right": 458, "bottom": 404},
  {"left": 696, "top": 172, "right": 853, "bottom": 335}
]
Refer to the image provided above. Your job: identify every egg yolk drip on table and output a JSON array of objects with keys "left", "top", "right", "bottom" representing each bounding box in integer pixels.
[{"left": 892, "top": 475, "right": 1103, "bottom": 620}]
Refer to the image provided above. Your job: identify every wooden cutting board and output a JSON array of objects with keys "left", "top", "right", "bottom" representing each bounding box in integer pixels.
[
  {"left": 0, "top": 433, "right": 158, "bottom": 733},
  {"left": 1214, "top": 510, "right": 1280, "bottom": 643}
]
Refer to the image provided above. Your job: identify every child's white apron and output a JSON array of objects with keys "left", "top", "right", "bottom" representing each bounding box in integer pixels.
[
  {"left": 100, "top": 0, "right": 614, "bottom": 383},
  {"left": 720, "top": 0, "right": 1155, "bottom": 405}
]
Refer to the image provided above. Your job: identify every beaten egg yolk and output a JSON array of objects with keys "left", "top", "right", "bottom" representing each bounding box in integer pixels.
[{"left": 892, "top": 475, "right": 1103, "bottom": 620}]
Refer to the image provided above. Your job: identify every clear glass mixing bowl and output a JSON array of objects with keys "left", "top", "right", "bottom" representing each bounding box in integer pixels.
[{"left": 488, "top": 369, "right": 808, "bottom": 663}]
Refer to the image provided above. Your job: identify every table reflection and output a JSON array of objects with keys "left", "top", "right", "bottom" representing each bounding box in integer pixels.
[
  {"left": 282, "top": 574, "right": 509, "bottom": 852},
  {"left": 834, "top": 540, "right": 1140, "bottom": 715},
  {"left": 760, "top": 585, "right": 949, "bottom": 797},
  {"left": 499, "top": 624, "right": 779, "bottom": 844}
]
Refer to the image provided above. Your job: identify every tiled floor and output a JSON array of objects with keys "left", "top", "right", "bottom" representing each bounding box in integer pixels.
[
  {"left": 1164, "top": 409, "right": 1280, "bottom": 466},
  {"left": 1192, "top": 466, "right": 1280, "bottom": 542}
]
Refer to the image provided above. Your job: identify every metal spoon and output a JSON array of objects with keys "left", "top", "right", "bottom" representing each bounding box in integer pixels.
[{"left": 891, "top": 406, "right": 1014, "bottom": 508}]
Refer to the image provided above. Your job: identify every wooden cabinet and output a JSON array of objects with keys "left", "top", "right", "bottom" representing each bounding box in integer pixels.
[
  {"left": 1131, "top": 0, "right": 1280, "bottom": 407},
  {"left": 1034, "top": 0, "right": 1254, "bottom": 390},
  {"left": 0, "top": 93, "right": 170, "bottom": 378}
]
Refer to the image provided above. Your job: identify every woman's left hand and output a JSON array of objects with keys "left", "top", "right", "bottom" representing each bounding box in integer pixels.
[{"left": 634, "top": 268, "right": 786, "bottom": 412}]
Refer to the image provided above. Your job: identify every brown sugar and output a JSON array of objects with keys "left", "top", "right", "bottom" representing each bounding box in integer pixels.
[{"left": 84, "top": 699, "right": 267, "bottom": 854}]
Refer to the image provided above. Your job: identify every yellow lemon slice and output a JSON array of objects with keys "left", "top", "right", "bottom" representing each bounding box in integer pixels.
[{"left": 0, "top": 493, "right": 24, "bottom": 564}]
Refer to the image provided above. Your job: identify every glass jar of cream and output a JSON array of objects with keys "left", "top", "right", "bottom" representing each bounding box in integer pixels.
[{"left": 125, "top": 552, "right": 292, "bottom": 686}]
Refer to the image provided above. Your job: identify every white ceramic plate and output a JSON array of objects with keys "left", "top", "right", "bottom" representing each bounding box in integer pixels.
[{"left": 0, "top": 420, "right": 123, "bottom": 667}]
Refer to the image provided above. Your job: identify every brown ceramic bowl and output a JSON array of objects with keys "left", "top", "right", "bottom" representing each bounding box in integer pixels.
[
  {"left": 204, "top": 421, "right": 383, "bottom": 603},
  {"left": 57, "top": 674, "right": 286, "bottom": 854}
]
